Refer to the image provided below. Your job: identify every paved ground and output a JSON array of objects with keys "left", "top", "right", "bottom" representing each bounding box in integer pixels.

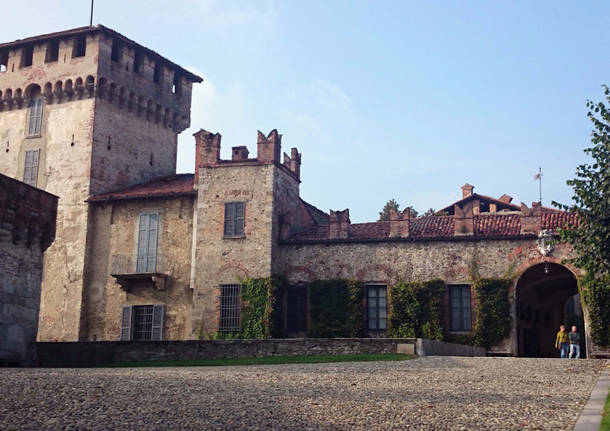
[{"left": 0, "top": 357, "right": 604, "bottom": 431}]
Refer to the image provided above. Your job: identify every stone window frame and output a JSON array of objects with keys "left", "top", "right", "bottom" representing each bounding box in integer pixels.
[
  {"left": 219, "top": 284, "right": 241, "bottom": 332},
  {"left": 223, "top": 201, "right": 245, "bottom": 239},
  {"left": 448, "top": 284, "right": 472, "bottom": 332},
  {"left": 23, "top": 149, "right": 40, "bottom": 187},
  {"left": 366, "top": 284, "right": 388, "bottom": 331},
  {"left": 120, "top": 304, "right": 165, "bottom": 341}
]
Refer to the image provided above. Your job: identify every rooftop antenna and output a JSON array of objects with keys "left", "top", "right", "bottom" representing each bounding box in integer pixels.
[
  {"left": 89, "top": 0, "right": 94, "bottom": 27},
  {"left": 534, "top": 166, "right": 543, "bottom": 204}
]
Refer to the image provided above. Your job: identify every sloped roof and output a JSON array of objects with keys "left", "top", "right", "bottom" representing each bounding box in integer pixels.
[
  {"left": 88, "top": 174, "right": 195, "bottom": 202},
  {"left": 437, "top": 193, "right": 522, "bottom": 215}
]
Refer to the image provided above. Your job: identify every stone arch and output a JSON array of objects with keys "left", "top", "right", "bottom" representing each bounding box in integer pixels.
[
  {"left": 97, "top": 77, "right": 107, "bottom": 99},
  {"left": 85, "top": 75, "right": 95, "bottom": 97},
  {"left": 14, "top": 88, "right": 23, "bottom": 108},
  {"left": 512, "top": 261, "right": 585, "bottom": 357},
  {"left": 43, "top": 82, "right": 53, "bottom": 99},
  {"left": 74, "top": 77, "right": 84, "bottom": 98},
  {"left": 64, "top": 79, "right": 73, "bottom": 100}
]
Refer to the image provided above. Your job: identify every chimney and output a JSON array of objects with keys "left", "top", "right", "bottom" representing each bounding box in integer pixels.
[
  {"left": 389, "top": 208, "right": 410, "bottom": 238},
  {"left": 194, "top": 129, "right": 221, "bottom": 170},
  {"left": 257, "top": 129, "right": 282, "bottom": 163},
  {"left": 231, "top": 146, "right": 249, "bottom": 161},
  {"left": 454, "top": 201, "right": 474, "bottom": 235},
  {"left": 520, "top": 202, "right": 542, "bottom": 235},
  {"left": 498, "top": 194, "right": 513, "bottom": 204},
  {"left": 329, "top": 209, "right": 350, "bottom": 239},
  {"left": 461, "top": 183, "right": 474, "bottom": 199}
]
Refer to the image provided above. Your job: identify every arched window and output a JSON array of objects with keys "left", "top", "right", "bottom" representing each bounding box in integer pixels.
[{"left": 27, "top": 86, "right": 43, "bottom": 136}]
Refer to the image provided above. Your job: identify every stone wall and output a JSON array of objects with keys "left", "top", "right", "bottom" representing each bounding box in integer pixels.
[
  {"left": 0, "top": 174, "right": 57, "bottom": 364},
  {"left": 85, "top": 196, "right": 194, "bottom": 341},
  {"left": 35, "top": 337, "right": 417, "bottom": 367}
]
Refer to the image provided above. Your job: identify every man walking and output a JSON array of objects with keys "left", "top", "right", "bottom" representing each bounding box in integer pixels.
[
  {"left": 569, "top": 325, "right": 581, "bottom": 359},
  {"left": 555, "top": 325, "right": 569, "bottom": 358}
]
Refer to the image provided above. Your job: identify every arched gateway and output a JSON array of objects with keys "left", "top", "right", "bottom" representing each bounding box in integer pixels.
[{"left": 513, "top": 262, "right": 586, "bottom": 357}]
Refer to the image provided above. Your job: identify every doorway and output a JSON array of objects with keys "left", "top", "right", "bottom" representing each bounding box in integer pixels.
[{"left": 515, "top": 262, "right": 585, "bottom": 357}]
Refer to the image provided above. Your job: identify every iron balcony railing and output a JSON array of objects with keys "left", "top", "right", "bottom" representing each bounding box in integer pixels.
[{"left": 110, "top": 254, "right": 166, "bottom": 276}]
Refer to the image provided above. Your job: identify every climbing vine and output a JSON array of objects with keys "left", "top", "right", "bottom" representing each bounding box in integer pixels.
[
  {"left": 580, "top": 274, "right": 610, "bottom": 346},
  {"left": 472, "top": 278, "right": 512, "bottom": 348},
  {"left": 307, "top": 279, "right": 365, "bottom": 338},
  {"left": 388, "top": 280, "right": 445, "bottom": 340}
]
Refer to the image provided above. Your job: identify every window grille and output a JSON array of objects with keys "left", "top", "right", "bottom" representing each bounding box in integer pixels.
[
  {"left": 219, "top": 284, "right": 241, "bottom": 332},
  {"left": 28, "top": 97, "right": 43, "bottom": 136},
  {"left": 121, "top": 304, "right": 165, "bottom": 341},
  {"left": 224, "top": 202, "right": 245, "bottom": 238},
  {"left": 133, "top": 305, "right": 154, "bottom": 341},
  {"left": 367, "top": 285, "right": 387, "bottom": 330},
  {"left": 23, "top": 149, "right": 40, "bottom": 187},
  {"left": 449, "top": 285, "right": 472, "bottom": 331}
]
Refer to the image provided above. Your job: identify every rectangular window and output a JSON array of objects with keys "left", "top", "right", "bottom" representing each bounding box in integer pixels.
[
  {"left": 449, "top": 285, "right": 472, "bottom": 331},
  {"left": 133, "top": 50, "right": 142, "bottom": 73},
  {"left": 23, "top": 149, "right": 40, "bottom": 187},
  {"left": 45, "top": 40, "right": 59, "bottom": 63},
  {"left": 219, "top": 284, "right": 241, "bottom": 332},
  {"left": 287, "top": 287, "right": 307, "bottom": 332},
  {"left": 224, "top": 202, "right": 245, "bottom": 238},
  {"left": 22, "top": 45, "right": 33, "bottom": 67},
  {"left": 72, "top": 36, "right": 86, "bottom": 58},
  {"left": 111, "top": 40, "right": 121, "bottom": 63},
  {"left": 136, "top": 213, "right": 159, "bottom": 273},
  {"left": 0, "top": 51, "right": 7, "bottom": 72},
  {"left": 367, "top": 285, "right": 387, "bottom": 330},
  {"left": 153, "top": 63, "right": 162, "bottom": 84},
  {"left": 28, "top": 97, "right": 43, "bottom": 136},
  {"left": 120, "top": 304, "right": 165, "bottom": 341}
]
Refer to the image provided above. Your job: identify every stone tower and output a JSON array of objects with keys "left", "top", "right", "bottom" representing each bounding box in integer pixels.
[{"left": 0, "top": 26, "right": 202, "bottom": 341}]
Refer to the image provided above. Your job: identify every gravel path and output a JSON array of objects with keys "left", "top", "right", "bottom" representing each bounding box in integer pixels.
[{"left": 0, "top": 357, "right": 604, "bottom": 431}]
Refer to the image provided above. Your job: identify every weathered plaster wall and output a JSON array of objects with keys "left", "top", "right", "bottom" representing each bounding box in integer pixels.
[
  {"left": 85, "top": 196, "right": 194, "bottom": 341},
  {"left": 192, "top": 164, "right": 275, "bottom": 336},
  {"left": 0, "top": 174, "right": 57, "bottom": 364}
]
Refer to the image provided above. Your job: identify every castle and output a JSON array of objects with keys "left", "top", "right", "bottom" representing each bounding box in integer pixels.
[{"left": 0, "top": 26, "right": 603, "bottom": 358}]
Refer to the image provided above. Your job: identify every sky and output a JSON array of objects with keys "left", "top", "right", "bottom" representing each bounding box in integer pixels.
[{"left": 2, "top": 1, "right": 609, "bottom": 222}]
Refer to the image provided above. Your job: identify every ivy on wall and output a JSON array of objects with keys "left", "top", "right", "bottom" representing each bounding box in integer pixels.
[
  {"left": 580, "top": 274, "right": 610, "bottom": 346},
  {"left": 388, "top": 280, "right": 445, "bottom": 340},
  {"left": 472, "top": 278, "right": 512, "bottom": 348},
  {"left": 306, "top": 279, "right": 365, "bottom": 338}
]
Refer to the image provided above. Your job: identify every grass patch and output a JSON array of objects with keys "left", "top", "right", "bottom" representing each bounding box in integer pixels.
[
  {"left": 105, "top": 353, "right": 416, "bottom": 368},
  {"left": 601, "top": 389, "right": 610, "bottom": 431}
]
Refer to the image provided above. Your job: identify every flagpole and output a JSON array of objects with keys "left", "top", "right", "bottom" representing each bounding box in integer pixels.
[
  {"left": 90, "top": 0, "right": 94, "bottom": 27},
  {"left": 538, "top": 166, "right": 542, "bottom": 204}
]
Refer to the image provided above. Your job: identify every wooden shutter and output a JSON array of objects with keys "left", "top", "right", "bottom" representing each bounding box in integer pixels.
[
  {"left": 136, "top": 213, "right": 159, "bottom": 273},
  {"left": 151, "top": 304, "right": 165, "bottom": 341},
  {"left": 28, "top": 97, "right": 43, "bottom": 136},
  {"left": 224, "top": 203, "right": 234, "bottom": 237},
  {"left": 23, "top": 149, "right": 40, "bottom": 187},
  {"left": 120, "top": 306, "right": 133, "bottom": 341},
  {"left": 234, "top": 202, "right": 245, "bottom": 236}
]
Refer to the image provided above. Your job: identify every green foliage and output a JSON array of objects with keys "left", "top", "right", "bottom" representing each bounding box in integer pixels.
[
  {"left": 580, "top": 274, "right": 610, "bottom": 346},
  {"left": 215, "top": 276, "right": 286, "bottom": 340},
  {"left": 388, "top": 280, "right": 445, "bottom": 340},
  {"left": 553, "top": 86, "right": 610, "bottom": 346},
  {"left": 378, "top": 198, "right": 400, "bottom": 221},
  {"left": 472, "top": 278, "right": 512, "bottom": 348},
  {"left": 421, "top": 208, "right": 436, "bottom": 217},
  {"left": 307, "top": 279, "right": 365, "bottom": 338}
]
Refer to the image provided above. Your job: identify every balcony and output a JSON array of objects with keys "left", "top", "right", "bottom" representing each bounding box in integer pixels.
[{"left": 110, "top": 254, "right": 168, "bottom": 290}]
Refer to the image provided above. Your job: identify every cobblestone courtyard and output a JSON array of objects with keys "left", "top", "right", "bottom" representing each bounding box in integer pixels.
[{"left": 0, "top": 357, "right": 604, "bottom": 430}]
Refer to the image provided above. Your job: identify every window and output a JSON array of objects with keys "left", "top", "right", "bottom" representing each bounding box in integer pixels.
[
  {"left": 23, "top": 149, "right": 40, "bottom": 187},
  {"left": 367, "top": 285, "right": 387, "bottom": 330},
  {"left": 449, "top": 285, "right": 472, "bottom": 331},
  {"left": 136, "top": 213, "right": 159, "bottom": 273},
  {"left": 45, "top": 40, "right": 59, "bottom": 63},
  {"left": 0, "top": 51, "right": 7, "bottom": 72},
  {"left": 72, "top": 36, "right": 86, "bottom": 58},
  {"left": 287, "top": 286, "right": 307, "bottom": 332},
  {"left": 28, "top": 95, "right": 43, "bottom": 136},
  {"left": 133, "top": 51, "right": 143, "bottom": 73},
  {"left": 224, "top": 202, "right": 245, "bottom": 238},
  {"left": 22, "top": 45, "right": 33, "bottom": 67},
  {"left": 111, "top": 40, "right": 121, "bottom": 63},
  {"left": 120, "top": 304, "right": 165, "bottom": 341},
  {"left": 219, "top": 284, "right": 241, "bottom": 332},
  {"left": 153, "top": 62, "right": 161, "bottom": 84},
  {"left": 172, "top": 74, "right": 181, "bottom": 95}
]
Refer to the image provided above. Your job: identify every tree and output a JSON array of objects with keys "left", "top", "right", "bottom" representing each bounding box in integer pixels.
[
  {"left": 378, "top": 199, "right": 400, "bottom": 221},
  {"left": 421, "top": 208, "right": 436, "bottom": 217},
  {"left": 554, "top": 85, "right": 610, "bottom": 346},
  {"left": 554, "top": 85, "right": 610, "bottom": 277}
]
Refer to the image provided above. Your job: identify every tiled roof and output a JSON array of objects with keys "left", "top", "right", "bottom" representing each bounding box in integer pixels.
[
  {"left": 88, "top": 174, "right": 195, "bottom": 202},
  {"left": 287, "top": 212, "right": 578, "bottom": 242},
  {"left": 301, "top": 199, "right": 329, "bottom": 225}
]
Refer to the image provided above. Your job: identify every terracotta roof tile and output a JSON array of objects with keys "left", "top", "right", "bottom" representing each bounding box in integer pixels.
[
  {"left": 542, "top": 212, "right": 579, "bottom": 230},
  {"left": 88, "top": 174, "right": 195, "bottom": 202},
  {"left": 409, "top": 216, "right": 455, "bottom": 237},
  {"left": 474, "top": 214, "right": 521, "bottom": 236}
]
